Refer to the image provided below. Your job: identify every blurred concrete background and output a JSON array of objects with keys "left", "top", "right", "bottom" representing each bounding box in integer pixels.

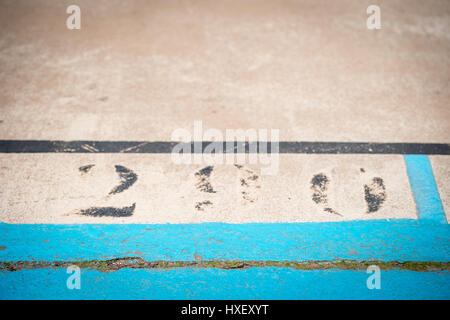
[{"left": 0, "top": 0, "right": 449, "bottom": 142}]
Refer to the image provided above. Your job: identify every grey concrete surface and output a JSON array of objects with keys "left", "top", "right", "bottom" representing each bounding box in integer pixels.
[{"left": 0, "top": 0, "right": 449, "bottom": 142}]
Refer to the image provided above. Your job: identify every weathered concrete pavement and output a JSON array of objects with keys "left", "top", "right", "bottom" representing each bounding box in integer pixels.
[{"left": 0, "top": 0, "right": 449, "bottom": 299}]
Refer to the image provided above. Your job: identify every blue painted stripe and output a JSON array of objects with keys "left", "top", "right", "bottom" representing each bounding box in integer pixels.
[
  {"left": 404, "top": 155, "right": 447, "bottom": 224},
  {"left": 1, "top": 220, "right": 449, "bottom": 262},
  {"left": 1, "top": 267, "right": 449, "bottom": 300}
]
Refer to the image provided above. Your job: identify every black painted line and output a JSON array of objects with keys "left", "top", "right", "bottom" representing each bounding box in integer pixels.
[
  {"left": 0, "top": 140, "right": 449, "bottom": 154},
  {"left": 109, "top": 165, "right": 138, "bottom": 195},
  {"left": 76, "top": 203, "right": 136, "bottom": 217}
]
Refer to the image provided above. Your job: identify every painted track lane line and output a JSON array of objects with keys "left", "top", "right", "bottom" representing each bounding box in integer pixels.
[
  {"left": 404, "top": 155, "right": 447, "bottom": 224},
  {"left": 0, "top": 140, "right": 449, "bottom": 154},
  {"left": 1, "top": 268, "right": 449, "bottom": 300},
  {"left": 1, "top": 220, "right": 449, "bottom": 262}
]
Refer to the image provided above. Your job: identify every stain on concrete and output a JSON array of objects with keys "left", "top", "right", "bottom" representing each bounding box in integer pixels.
[
  {"left": 364, "top": 177, "right": 386, "bottom": 213},
  {"left": 195, "top": 200, "right": 213, "bottom": 211},
  {"left": 79, "top": 164, "right": 95, "bottom": 174},
  {"left": 76, "top": 203, "right": 136, "bottom": 217},
  {"left": 195, "top": 166, "right": 216, "bottom": 193},
  {"left": 311, "top": 173, "right": 342, "bottom": 216},
  {"left": 109, "top": 165, "right": 137, "bottom": 195}
]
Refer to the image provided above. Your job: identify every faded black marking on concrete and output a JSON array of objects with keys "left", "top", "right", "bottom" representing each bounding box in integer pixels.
[
  {"left": 195, "top": 200, "right": 213, "bottom": 211},
  {"left": 311, "top": 173, "right": 342, "bottom": 216},
  {"left": 235, "top": 165, "right": 260, "bottom": 203},
  {"left": 324, "top": 207, "right": 341, "bottom": 216},
  {"left": 311, "top": 173, "right": 329, "bottom": 204},
  {"left": 79, "top": 164, "right": 95, "bottom": 174},
  {"left": 1, "top": 140, "right": 449, "bottom": 154},
  {"left": 76, "top": 203, "right": 136, "bottom": 217},
  {"left": 197, "top": 166, "right": 213, "bottom": 177},
  {"left": 364, "top": 177, "right": 387, "bottom": 213},
  {"left": 195, "top": 166, "right": 216, "bottom": 193},
  {"left": 109, "top": 165, "right": 137, "bottom": 195}
]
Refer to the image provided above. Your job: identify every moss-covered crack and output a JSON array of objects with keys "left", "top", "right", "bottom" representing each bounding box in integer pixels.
[{"left": 1, "top": 258, "right": 449, "bottom": 273}]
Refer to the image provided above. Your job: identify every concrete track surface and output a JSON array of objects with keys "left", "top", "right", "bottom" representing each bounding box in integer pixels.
[{"left": 0, "top": 0, "right": 449, "bottom": 300}]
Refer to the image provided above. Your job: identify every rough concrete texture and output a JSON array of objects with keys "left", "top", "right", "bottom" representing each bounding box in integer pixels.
[
  {"left": 0, "top": 154, "right": 416, "bottom": 223},
  {"left": 0, "top": 0, "right": 449, "bottom": 142}
]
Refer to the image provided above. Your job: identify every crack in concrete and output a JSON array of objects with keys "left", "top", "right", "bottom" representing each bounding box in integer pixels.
[{"left": 1, "top": 258, "right": 449, "bottom": 273}]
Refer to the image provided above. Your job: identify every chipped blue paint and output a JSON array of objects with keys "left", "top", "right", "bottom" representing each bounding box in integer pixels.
[
  {"left": 404, "top": 155, "right": 447, "bottom": 224},
  {"left": 0, "top": 267, "right": 449, "bottom": 300},
  {"left": 1, "top": 220, "right": 449, "bottom": 262}
]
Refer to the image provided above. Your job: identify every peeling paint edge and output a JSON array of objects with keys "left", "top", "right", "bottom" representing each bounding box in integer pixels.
[{"left": 1, "top": 258, "right": 449, "bottom": 273}]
